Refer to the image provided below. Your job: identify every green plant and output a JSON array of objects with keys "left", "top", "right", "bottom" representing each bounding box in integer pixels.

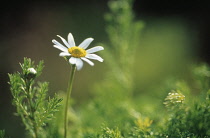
[
  {"left": 0, "top": 130, "right": 5, "bottom": 138},
  {"left": 71, "top": 0, "right": 145, "bottom": 137},
  {"left": 162, "top": 64, "right": 210, "bottom": 137},
  {"left": 4, "top": 0, "right": 210, "bottom": 137},
  {"left": 8, "top": 58, "right": 62, "bottom": 138},
  {"left": 99, "top": 126, "right": 123, "bottom": 138}
]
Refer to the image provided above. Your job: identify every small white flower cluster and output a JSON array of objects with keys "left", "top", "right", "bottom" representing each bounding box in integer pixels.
[{"left": 164, "top": 91, "right": 185, "bottom": 108}]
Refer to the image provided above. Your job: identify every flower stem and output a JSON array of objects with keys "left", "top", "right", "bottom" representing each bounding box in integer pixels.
[{"left": 64, "top": 64, "right": 76, "bottom": 138}]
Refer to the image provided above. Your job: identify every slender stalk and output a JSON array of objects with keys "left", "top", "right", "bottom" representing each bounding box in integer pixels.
[
  {"left": 25, "top": 80, "right": 38, "bottom": 138},
  {"left": 64, "top": 64, "right": 76, "bottom": 138}
]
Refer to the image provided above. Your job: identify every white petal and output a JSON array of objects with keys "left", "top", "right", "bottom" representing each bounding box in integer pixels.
[
  {"left": 53, "top": 44, "right": 68, "bottom": 52},
  {"left": 86, "top": 46, "right": 104, "bottom": 54},
  {"left": 69, "top": 57, "right": 77, "bottom": 65},
  {"left": 59, "top": 52, "right": 71, "bottom": 57},
  {"left": 68, "top": 33, "right": 75, "bottom": 47},
  {"left": 76, "top": 58, "right": 83, "bottom": 70},
  {"left": 78, "top": 38, "right": 94, "bottom": 49},
  {"left": 57, "top": 35, "right": 71, "bottom": 48},
  {"left": 52, "top": 39, "right": 68, "bottom": 48},
  {"left": 81, "top": 57, "right": 94, "bottom": 66},
  {"left": 85, "top": 54, "right": 103, "bottom": 62}
]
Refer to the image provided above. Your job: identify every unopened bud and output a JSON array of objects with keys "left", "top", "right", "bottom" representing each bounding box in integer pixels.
[
  {"left": 28, "top": 68, "right": 37, "bottom": 74},
  {"left": 25, "top": 68, "right": 37, "bottom": 80}
]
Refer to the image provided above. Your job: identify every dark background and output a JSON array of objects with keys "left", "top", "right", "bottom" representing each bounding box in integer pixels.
[
  {"left": 1, "top": 0, "right": 209, "bottom": 63},
  {"left": 134, "top": 0, "right": 210, "bottom": 63},
  {"left": 0, "top": 0, "right": 209, "bottom": 137}
]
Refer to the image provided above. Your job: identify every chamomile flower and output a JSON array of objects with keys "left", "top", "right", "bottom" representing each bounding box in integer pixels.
[{"left": 52, "top": 33, "right": 104, "bottom": 70}]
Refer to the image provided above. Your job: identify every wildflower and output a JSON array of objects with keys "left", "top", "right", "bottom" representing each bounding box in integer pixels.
[
  {"left": 52, "top": 33, "right": 104, "bottom": 70},
  {"left": 135, "top": 117, "right": 153, "bottom": 131},
  {"left": 164, "top": 90, "right": 185, "bottom": 109}
]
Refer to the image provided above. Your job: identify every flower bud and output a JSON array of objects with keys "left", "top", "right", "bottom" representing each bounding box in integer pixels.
[{"left": 25, "top": 68, "right": 37, "bottom": 80}]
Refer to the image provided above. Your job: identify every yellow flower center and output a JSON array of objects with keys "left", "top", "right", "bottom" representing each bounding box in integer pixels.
[{"left": 68, "top": 46, "right": 86, "bottom": 58}]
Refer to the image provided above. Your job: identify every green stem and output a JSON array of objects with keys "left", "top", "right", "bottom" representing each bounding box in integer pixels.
[
  {"left": 64, "top": 65, "right": 76, "bottom": 138},
  {"left": 25, "top": 80, "right": 38, "bottom": 138}
]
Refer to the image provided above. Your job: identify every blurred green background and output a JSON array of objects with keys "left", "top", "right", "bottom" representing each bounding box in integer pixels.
[{"left": 0, "top": 0, "right": 209, "bottom": 137}]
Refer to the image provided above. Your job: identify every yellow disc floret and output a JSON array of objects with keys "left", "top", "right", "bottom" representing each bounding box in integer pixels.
[{"left": 68, "top": 46, "right": 87, "bottom": 58}]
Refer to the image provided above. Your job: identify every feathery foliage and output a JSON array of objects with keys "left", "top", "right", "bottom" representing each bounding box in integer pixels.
[
  {"left": 0, "top": 130, "right": 5, "bottom": 138},
  {"left": 103, "top": 0, "right": 144, "bottom": 94},
  {"left": 64, "top": 0, "right": 210, "bottom": 137},
  {"left": 8, "top": 58, "right": 62, "bottom": 138},
  {"left": 3, "top": 0, "right": 210, "bottom": 137}
]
